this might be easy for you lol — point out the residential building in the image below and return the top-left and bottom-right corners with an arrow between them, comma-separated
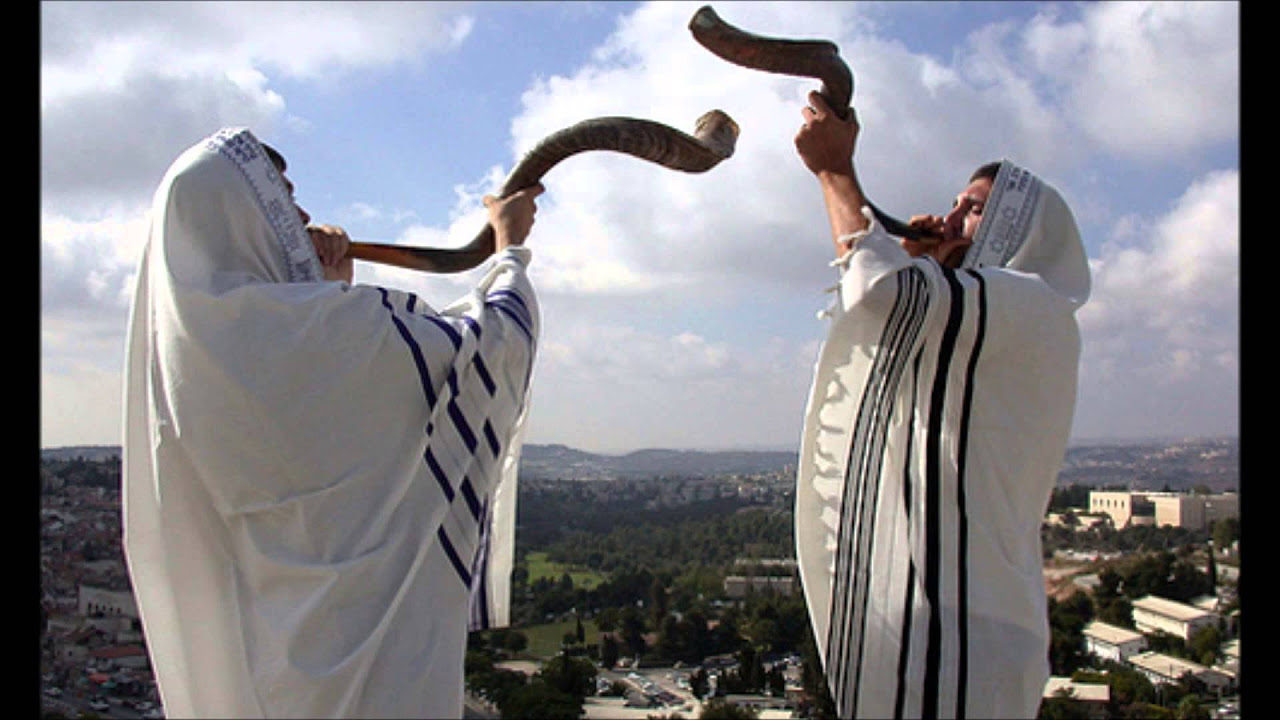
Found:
1082,620 -> 1148,663
1131,595 -> 1219,643
1043,677 -> 1110,719
1128,651 -> 1233,693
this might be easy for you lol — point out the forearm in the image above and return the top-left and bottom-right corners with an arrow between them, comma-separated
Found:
816,170 -> 871,256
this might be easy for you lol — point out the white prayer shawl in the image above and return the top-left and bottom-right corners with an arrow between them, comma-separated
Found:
796,162 -> 1090,719
122,128 -> 537,718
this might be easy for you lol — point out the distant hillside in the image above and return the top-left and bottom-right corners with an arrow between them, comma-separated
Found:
518,444 -> 796,480
42,437 -> 1238,490
40,446 -> 122,462
1058,437 -> 1238,492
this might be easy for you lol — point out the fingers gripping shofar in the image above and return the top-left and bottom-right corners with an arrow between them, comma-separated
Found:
348,111 -> 740,273
688,5 -> 926,240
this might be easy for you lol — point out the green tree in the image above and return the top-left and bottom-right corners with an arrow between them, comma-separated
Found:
689,668 -> 710,700
540,654 -> 597,698
1188,625 -> 1222,666
1211,518 -> 1239,549
595,607 -> 619,633
618,605 -> 648,658
1048,592 -> 1094,675
1175,694 -> 1211,720
499,680 -> 582,720
1104,667 -> 1156,709
600,634 -> 620,670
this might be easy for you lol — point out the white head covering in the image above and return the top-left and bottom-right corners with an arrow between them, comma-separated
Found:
962,159 -> 1091,306
123,128 -> 537,718
796,163 -> 1088,718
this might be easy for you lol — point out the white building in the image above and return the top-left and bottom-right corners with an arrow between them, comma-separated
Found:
1043,677 -> 1110,719
78,584 -> 139,619
1082,620 -> 1148,663
1128,651 -> 1233,693
1088,491 -> 1238,530
1131,595 -> 1219,643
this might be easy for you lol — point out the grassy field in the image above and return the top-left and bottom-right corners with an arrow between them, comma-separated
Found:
518,616 -> 604,658
523,551 -> 606,590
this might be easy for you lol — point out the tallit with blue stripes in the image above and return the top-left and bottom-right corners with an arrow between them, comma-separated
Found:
795,161 -> 1090,719
123,128 -> 537,718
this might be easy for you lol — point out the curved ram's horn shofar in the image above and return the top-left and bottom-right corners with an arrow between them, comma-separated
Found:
689,5 -> 927,240
348,110 -> 740,273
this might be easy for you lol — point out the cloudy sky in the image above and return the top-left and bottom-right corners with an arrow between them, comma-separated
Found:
41,1 -> 1239,453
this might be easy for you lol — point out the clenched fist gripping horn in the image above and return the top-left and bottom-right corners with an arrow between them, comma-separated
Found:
347,112 -> 740,273
688,5 -> 926,240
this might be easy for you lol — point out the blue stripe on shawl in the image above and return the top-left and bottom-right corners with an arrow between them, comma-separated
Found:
437,526 -> 472,587
424,447 -> 454,502
474,355 -> 497,396
422,315 -> 463,352
459,477 -> 482,521
483,420 -> 501,458
378,288 -> 437,408
448,400 -> 478,454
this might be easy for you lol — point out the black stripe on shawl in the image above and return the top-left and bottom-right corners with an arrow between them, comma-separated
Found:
826,267 -> 929,718
952,270 -> 987,719
893,349 -> 925,719
920,266 -> 985,719
845,270 -> 930,714
921,265 -> 965,719
827,274 -> 911,710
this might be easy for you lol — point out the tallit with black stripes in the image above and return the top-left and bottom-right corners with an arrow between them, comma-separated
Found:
123,128 -> 537,718
796,161 -> 1090,718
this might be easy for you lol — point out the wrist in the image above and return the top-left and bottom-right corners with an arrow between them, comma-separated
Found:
814,165 -> 856,184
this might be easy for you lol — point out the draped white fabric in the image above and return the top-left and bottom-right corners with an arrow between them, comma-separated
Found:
796,161 -> 1089,719
122,128 -> 537,718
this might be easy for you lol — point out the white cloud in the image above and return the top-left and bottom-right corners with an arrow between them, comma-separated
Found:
1022,1 -> 1239,160
525,308 -> 820,452
40,1 -> 478,216
1074,169 -> 1238,437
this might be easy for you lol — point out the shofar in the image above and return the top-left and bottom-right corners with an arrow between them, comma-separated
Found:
688,5 -> 927,240
348,110 -> 740,273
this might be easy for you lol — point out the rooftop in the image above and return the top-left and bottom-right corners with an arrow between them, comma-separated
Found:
1043,676 -> 1110,703
1082,620 -> 1145,645
1129,651 -> 1210,679
1132,595 -> 1215,622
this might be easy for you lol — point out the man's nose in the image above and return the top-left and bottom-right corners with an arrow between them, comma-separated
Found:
296,204 -> 311,226
941,207 -> 964,239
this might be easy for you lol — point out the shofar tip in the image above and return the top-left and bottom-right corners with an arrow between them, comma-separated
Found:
695,109 -> 739,160
689,5 -> 720,31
